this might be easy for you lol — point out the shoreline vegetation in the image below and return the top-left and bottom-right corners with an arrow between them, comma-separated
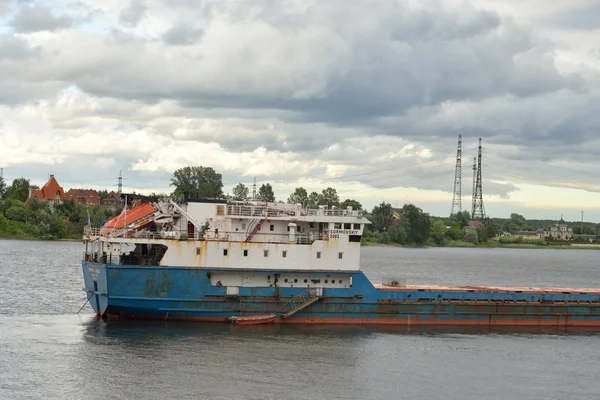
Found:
361,240 -> 600,250
2,167 -> 599,248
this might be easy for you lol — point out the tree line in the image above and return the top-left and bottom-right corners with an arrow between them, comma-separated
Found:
170,165 -> 363,209
0,176 -> 120,239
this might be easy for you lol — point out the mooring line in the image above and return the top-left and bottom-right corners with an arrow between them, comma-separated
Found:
77,292 -> 94,314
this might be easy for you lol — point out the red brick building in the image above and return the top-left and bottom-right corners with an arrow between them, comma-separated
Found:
103,191 -> 123,206
66,189 -> 101,207
27,175 -> 68,205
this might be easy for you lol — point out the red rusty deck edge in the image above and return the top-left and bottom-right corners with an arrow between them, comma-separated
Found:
104,314 -> 600,327
374,284 -> 600,295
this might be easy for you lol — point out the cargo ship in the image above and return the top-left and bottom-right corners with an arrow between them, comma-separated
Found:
82,199 -> 600,326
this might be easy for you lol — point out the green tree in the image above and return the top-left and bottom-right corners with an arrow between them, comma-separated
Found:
401,204 -> 431,245
506,213 -> 528,233
388,225 -> 408,244
98,190 -> 109,202
446,222 -> 466,241
306,191 -> 320,209
475,224 -> 489,243
5,205 -> 27,222
287,187 -> 309,207
232,183 -> 249,201
371,202 -> 393,232
0,175 -> 6,199
484,218 -> 499,239
430,219 -> 447,245
465,229 -> 478,244
340,199 -> 362,210
6,178 -> 33,202
257,183 -> 275,202
319,187 -> 339,207
170,166 -> 224,199
451,210 -> 470,228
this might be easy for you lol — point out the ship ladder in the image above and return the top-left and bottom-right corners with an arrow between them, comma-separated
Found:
280,288 -> 321,319
245,217 -> 267,241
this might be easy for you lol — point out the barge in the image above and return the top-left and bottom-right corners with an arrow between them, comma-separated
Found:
82,199 -> 600,326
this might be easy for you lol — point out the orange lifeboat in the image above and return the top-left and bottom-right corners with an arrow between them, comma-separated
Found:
228,314 -> 277,325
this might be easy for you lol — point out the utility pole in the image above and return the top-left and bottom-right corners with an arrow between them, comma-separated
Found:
118,170 -> 123,194
471,157 -> 477,219
581,210 -> 584,236
450,135 -> 462,216
472,138 -> 486,220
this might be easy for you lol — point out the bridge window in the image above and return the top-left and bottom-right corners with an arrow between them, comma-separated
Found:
196,247 -> 201,255
334,223 -> 341,229
282,250 -> 287,258
270,224 -> 274,231
243,250 -> 248,257
241,223 -> 246,230
223,249 -> 228,256
264,250 -> 269,257
338,252 -> 343,259
309,222 -> 314,228
344,223 -> 351,229
353,223 -> 361,230
316,251 -> 321,259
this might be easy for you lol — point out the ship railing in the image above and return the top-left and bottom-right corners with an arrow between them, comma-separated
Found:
83,252 -> 163,266
84,226 -> 204,241
226,204 -> 363,219
227,204 -> 297,218
305,209 -> 363,218
204,231 -> 329,244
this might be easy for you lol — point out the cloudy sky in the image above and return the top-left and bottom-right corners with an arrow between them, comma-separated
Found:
1,0 -> 600,221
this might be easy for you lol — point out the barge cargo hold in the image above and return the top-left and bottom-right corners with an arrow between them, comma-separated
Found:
82,200 -> 600,327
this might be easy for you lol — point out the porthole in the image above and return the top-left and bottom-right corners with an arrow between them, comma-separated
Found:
304,279 -> 308,283
339,280 -> 342,284
294,279 -> 298,283
324,279 -> 328,283
284,278 -> 288,283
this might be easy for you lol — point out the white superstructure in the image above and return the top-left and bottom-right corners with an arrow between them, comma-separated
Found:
85,200 -> 368,274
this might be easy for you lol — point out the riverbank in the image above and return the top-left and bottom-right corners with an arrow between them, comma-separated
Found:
361,240 -> 600,250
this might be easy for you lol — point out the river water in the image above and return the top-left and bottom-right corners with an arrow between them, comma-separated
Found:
1,240 -> 599,400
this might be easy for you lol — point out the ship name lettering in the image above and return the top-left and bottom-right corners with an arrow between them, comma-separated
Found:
329,229 -> 359,235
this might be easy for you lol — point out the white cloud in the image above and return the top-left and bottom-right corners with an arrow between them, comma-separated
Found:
1,0 -> 600,219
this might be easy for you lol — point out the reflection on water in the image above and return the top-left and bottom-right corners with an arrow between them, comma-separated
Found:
2,240 -> 600,400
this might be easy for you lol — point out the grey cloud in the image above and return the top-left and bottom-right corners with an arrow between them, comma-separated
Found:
119,0 -> 146,28
544,2 -> 600,30
162,25 -> 204,45
10,5 -> 73,32
0,34 -> 37,60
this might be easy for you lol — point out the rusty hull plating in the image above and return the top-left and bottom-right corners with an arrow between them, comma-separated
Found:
82,262 -> 600,327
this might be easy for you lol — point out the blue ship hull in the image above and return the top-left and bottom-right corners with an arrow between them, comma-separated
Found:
82,262 -> 600,326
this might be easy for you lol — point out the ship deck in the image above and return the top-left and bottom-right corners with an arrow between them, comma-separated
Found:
374,284 -> 600,295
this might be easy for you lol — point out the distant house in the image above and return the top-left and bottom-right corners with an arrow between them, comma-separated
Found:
66,189 -> 100,208
544,218 -> 573,241
513,229 -> 545,240
467,220 -> 483,229
27,175 -> 67,206
391,208 -> 402,226
103,191 -> 124,206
